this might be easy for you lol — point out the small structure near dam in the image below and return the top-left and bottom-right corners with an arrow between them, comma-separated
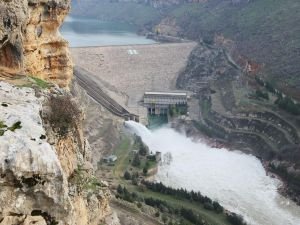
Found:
143,91 -> 187,115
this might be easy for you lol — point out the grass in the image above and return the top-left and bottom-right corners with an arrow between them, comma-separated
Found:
126,184 -> 231,225
113,137 -> 132,178
29,76 -> 50,89
111,134 -> 230,225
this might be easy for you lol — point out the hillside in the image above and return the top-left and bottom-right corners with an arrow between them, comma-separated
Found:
170,0 -> 300,99
70,0 -> 161,27
71,0 -> 300,99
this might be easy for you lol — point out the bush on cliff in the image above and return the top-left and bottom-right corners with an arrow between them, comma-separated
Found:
48,95 -> 81,137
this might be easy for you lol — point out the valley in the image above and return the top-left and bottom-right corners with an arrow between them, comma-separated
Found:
0,0 -> 299,225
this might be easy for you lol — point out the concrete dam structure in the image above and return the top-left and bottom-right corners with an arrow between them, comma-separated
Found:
143,91 -> 187,115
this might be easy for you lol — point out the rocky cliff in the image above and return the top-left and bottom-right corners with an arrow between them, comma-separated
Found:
0,0 -> 72,88
0,0 -> 112,224
0,82 -> 111,225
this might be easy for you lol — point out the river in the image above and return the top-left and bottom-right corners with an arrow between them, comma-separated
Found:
125,121 -> 300,225
60,17 -> 156,47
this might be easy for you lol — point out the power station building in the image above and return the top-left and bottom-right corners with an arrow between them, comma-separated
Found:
143,91 -> 187,115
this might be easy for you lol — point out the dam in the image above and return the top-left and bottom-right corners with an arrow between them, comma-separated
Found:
71,42 -> 197,123
143,91 -> 187,115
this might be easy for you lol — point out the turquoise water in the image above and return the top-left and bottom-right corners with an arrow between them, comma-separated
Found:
60,17 -> 156,47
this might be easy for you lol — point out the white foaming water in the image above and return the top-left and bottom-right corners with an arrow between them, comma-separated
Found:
125,121 -> 300,225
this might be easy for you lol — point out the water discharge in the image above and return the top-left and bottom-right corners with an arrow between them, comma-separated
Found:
125,121 -> 300,225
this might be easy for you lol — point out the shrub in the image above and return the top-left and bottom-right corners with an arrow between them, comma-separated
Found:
275,96 -> 300,115
48,95 -> 81,137
124,171 -> 131,180
255,90 -> 269,100
143,167 -> 148,175
132,154 -> 141,167
226,213 -> 247,225
203,202 -> 214,210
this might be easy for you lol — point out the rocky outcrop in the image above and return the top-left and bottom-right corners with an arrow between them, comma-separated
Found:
0,82 -> 111,224
0,0 -> 72,88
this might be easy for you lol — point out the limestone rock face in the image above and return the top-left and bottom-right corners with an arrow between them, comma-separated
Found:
0,82 -> 111,224
0,82 -> 71,224
0,0 -> 72,87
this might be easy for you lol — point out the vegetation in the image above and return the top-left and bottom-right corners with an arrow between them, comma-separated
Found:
48,95 -> 81,137
142,181 -> 224,215
29,76 -> 50,89
0,121 -> 7,136
8,121 -> 22,132
254,90 -> 269,100
135,135 -> 149,156
132,153 -> 141,167
0,121 -> 22,136
275,96 -> 300,115
70,165 -> 103,192
21,76 -> 50,89
116,184 -> 246,225
171,0 -> 300,96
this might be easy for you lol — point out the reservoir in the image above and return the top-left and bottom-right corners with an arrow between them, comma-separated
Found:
125,121 -> 300,225
60,17 -> 156,47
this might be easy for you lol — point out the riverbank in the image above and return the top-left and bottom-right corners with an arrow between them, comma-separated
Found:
100,128 -> 245,225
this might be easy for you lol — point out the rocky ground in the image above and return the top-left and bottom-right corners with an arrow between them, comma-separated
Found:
0,80 -> 112,225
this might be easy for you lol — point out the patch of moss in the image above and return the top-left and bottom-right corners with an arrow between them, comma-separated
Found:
29,76 -> 50,89
0,121 -> 7,136
8,121 -> 22,132
0,121 -> 7,129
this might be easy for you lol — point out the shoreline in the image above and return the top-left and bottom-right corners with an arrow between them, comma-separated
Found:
69,40 -> 195,49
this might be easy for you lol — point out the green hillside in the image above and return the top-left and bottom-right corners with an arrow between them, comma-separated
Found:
171,0 -> 300,99
70,0 -> 161,27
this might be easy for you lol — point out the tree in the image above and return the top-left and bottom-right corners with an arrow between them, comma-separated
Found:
213,201 -> 223,213
132,154 -> 141,167
117,184 -> 123,194
139,144 -> 149,156
124,171 -> 131,180
143,167 -> 148,175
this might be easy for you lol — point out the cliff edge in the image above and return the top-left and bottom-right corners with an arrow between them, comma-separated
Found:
0,0 -> 72,88
0,0 -> 112,224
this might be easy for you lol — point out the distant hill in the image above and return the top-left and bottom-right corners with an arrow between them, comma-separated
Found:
70,0 -> 161,26
169,0 -> 300,99
70,0 -> 300,99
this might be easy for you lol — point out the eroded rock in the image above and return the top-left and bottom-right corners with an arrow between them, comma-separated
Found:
0,0 -> 72,88
0,82 -> 111,224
